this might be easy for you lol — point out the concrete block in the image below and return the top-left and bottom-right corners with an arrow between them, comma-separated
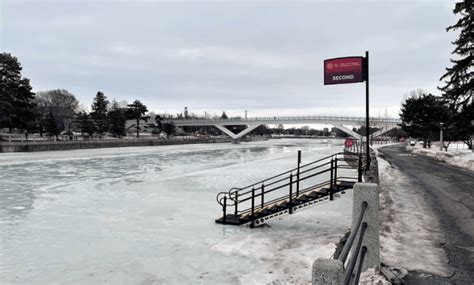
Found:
312,258 -> 344,285
352,182 -> 380,272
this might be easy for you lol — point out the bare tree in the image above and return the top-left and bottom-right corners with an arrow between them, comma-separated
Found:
35,89 -> 80,136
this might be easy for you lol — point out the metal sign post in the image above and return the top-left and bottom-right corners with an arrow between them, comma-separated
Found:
324,51 -> 370,170
365,51 -> 370,170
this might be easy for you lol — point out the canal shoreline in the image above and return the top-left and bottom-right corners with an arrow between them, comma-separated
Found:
0,136 -> 345,153
0,137 -> 238,153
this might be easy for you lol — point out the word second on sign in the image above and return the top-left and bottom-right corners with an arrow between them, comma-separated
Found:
324,56 -> 366,85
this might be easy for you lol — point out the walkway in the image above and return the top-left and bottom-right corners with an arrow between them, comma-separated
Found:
378,144 -> 474,284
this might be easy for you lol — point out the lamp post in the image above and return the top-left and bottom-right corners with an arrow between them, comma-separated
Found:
439,122 -> 444,151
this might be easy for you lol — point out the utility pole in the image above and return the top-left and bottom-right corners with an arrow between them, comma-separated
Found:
245,110 -> 247,120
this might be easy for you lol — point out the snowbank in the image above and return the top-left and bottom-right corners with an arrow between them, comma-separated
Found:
407,142 -> 474,171
359,268 -> 391,285
376,154 -> 451,277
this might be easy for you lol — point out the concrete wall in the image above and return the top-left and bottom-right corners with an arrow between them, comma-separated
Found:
312,149 -> 381,284
364,148 -> 380,184
352,183 -> 380,272
312,182 -> 380,284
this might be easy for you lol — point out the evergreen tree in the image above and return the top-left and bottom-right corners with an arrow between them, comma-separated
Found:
91,91 -> 109,136
162,122 -> 176,138
400,92 -> 452,148
0,53 -> 36,131
439,0 -> 473,108
45,111 -> 61,138
439,0 -> 473,149
221,111 -> 228,119
76,111 -> 96,138
451,103 -> 474,149
154,115 -> 163,132
108,102 -> 127,137
126,100 -> 149,138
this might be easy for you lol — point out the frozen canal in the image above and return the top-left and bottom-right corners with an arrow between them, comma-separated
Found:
0,139 -> 353,284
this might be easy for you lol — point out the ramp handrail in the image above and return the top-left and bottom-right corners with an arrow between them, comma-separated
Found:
217,151 -> 363,226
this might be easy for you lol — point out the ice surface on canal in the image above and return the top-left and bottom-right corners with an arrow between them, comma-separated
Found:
0,139 -> 353,284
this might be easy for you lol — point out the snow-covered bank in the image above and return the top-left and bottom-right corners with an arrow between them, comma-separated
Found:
407,142 -> 474,171
213,192 -> 353,284
375,152 -> 450,278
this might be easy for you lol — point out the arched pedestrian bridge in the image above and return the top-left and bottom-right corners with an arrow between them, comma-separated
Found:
165,116 -> 401,141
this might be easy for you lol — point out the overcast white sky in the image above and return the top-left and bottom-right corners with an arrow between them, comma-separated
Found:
1,0 -> 457,118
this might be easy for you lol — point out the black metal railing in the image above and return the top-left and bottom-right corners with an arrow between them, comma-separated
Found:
339,201 -> 369,285
216,151 -> 363,226
344,137 -> 394,154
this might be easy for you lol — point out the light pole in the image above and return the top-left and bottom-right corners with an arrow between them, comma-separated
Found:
439,122 -> 444,151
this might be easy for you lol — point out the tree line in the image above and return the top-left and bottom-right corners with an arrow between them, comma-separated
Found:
0,52 -> 178,139
0,50 -> 395,142
400,0 -> 473,150
0,54 -> 352,141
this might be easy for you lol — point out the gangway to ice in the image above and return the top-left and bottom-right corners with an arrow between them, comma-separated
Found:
215,151 -> 363,227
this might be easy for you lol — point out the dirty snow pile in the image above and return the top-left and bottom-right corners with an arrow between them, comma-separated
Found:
359,268 -> 391,285
407,142 -> 474,171
375,153 -> 451,278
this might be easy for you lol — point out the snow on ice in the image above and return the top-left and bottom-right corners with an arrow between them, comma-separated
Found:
0,139 -> 354,284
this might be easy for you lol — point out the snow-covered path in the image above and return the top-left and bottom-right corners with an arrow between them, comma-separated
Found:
377,144 -> 474,283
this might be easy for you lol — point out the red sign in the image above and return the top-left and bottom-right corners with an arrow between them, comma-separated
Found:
344,138 -> 354,148
324,57 -> 365,85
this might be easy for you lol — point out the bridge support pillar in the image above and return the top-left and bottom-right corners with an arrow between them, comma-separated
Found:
333,124 -> 362,140
215,124 -> 261,141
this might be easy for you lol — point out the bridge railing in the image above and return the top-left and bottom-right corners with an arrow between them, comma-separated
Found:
165,116 -> 401,124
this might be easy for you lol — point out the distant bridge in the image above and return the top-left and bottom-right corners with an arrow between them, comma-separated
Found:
165,116 -> 401,141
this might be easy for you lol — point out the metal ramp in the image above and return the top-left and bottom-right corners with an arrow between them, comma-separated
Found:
215,152 -> 362,227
